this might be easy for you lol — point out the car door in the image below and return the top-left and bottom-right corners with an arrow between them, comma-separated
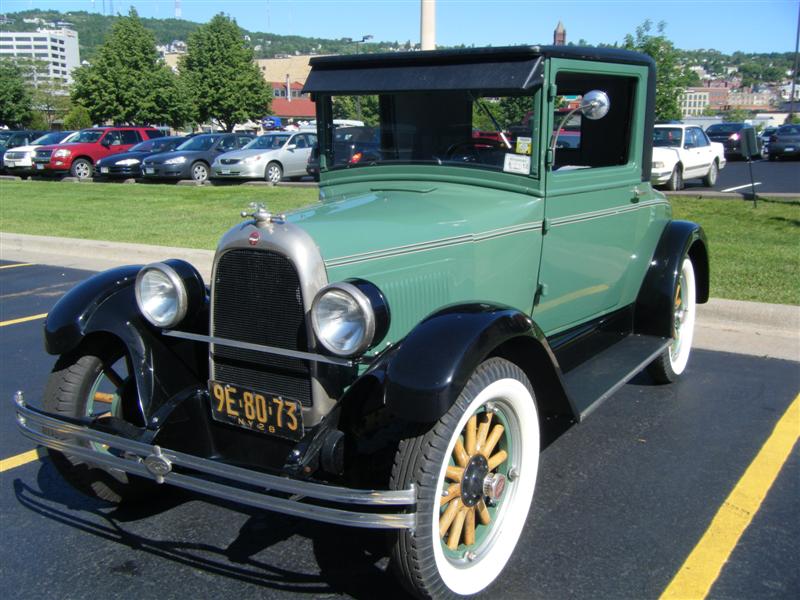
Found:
118,130 -> 141,152
283,134 -> 312,176
689,127 -> 715,177
535,59 -> 657,335
680,128 -> 704,178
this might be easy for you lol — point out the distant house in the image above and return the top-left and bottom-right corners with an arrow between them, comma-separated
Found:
270,81 -> 316,121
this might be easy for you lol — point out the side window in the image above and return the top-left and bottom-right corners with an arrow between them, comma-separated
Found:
120,130 -> 140,145
692,128 -> 709,147
307,134 -> 318,147
294,135 -> 308,149
552,72 -> 636,170
105,130 -> 122,146
218,136 -> 237,151
237,136 -> 253,148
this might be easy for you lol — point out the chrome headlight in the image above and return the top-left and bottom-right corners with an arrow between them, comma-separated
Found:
135,260 -> 205,328
116,158 -> 140,166
242,154 -> 263,164
311,280 -> 390,357
164,156 -> 187,165
53,148 -> 71,158
652,161 -> 665,169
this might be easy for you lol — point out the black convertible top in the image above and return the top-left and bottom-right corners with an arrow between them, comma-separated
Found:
303,45 -> 654,94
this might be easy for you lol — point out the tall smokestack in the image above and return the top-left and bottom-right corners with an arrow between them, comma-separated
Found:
175,0 -> 182,19
420,0 -> 435,50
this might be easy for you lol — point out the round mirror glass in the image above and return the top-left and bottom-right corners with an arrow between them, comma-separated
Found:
581,90 -> 610,120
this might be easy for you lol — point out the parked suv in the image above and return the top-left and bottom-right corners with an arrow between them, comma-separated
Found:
33,126 -> 163,179
16,45 -> 709,600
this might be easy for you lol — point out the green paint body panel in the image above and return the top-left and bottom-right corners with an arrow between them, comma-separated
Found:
284,55 -> 671,349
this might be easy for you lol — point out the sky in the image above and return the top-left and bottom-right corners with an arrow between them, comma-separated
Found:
2,0 -> 799,54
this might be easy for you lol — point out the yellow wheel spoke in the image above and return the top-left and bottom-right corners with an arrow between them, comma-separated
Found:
446,465 -> 463,481
453,438 -> 469,467
477,499 -> 491,525
465,415 -> 478,455
447,507 -> 468,550
439,498 -> 461,537
464,506 -> 476,546
482,424 -> 505,458
476,411 -> 493,451
487,449 -> 508,471
440,483 -> 460,506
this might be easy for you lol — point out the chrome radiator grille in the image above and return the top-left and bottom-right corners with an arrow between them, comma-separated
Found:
211,248 -> 312,406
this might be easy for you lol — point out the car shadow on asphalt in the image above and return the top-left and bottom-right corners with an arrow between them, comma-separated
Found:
13,460 -> 413,599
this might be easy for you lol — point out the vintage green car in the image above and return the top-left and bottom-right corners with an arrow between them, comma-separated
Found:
16,45 -> 708,599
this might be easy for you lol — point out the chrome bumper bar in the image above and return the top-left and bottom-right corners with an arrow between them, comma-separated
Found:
13,392 -> 416,530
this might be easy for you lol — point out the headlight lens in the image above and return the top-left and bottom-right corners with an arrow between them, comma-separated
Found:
116,158 -> 140,166
135,263 -> 188,328
243,154 -> 263,164
652,161 -> 665,169
311,283 -> 377,356
53,148 -> 71,158
164,156 -> 187,165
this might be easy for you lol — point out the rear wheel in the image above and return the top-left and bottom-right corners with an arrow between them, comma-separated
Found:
648,258 -> 697,383
390,358 -> 540,598
43,338 -> 157,503
70,158 -> 93,180
702,160 -> 718,187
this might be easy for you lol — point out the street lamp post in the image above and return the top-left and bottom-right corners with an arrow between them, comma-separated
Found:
344,35 -> 373,120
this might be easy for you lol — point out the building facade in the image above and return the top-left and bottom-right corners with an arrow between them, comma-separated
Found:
0,28 -> 80,84
680,88 -> 711,117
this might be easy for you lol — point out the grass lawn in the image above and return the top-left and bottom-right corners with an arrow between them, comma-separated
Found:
1,180 -> 798,304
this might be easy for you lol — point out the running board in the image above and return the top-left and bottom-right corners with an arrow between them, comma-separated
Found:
562,334 -> 670,421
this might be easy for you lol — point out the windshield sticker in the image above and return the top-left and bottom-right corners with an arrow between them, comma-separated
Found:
503,153 -> 531,175
515,137 -> 532,155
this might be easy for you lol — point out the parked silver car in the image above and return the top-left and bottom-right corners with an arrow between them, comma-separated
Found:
210,132 -> 317,182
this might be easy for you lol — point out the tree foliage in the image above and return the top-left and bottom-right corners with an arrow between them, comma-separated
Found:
332,95 -> 379,126
71,8 -> 192,128
623,20 -> 687,121
63,104 -> 93,130
181,14 -> 271,132
0,60 -> 33,127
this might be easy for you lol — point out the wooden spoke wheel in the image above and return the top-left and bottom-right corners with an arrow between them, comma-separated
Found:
390,358 -> 540,598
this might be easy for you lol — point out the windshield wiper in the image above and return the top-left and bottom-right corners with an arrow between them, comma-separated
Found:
470,93 -> 512,150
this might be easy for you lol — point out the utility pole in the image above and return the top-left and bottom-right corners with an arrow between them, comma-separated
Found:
421,0 -> 435,50
789,1 -> 799,121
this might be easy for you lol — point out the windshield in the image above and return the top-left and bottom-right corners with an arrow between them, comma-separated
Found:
70,130 -> 105,143
129,140 -> 158,153
32,131 -> 71,146
246,134 -> 291,150
653,128 -> 683,148
177,135 -> 219,151
707,124 -> 744,134
0,132 -> 13,147
322,92 -> 536,176
777,125 -> 800,136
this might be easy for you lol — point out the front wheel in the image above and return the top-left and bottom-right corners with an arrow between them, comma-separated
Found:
265,161 -> 283,183
43,338 -> 158,503
648,257 -> 697,383
70,158 -> 93,180
190,161 -> 209,182
702,160 -> 718,187
390,357 -> 540,598
665,165 -> 683,191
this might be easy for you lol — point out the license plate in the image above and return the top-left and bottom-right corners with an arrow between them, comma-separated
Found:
209,380 -> 304,441
145,167 -> 155,174
221,169 -> 230,175
36,164 -> 44,170
5,160 -> 15,167
100,167 -> 109,173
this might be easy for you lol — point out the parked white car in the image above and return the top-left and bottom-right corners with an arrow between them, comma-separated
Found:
651,124 -> 726,190
210,132 -> 317,183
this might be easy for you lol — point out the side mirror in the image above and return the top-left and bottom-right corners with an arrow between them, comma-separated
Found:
286,144 -> 297,150
580,90 -> 611,120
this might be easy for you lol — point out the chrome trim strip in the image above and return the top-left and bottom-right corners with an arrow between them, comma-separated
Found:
325,220 -> 544,267
164,330 -> 353,367
550,200 -> 669,228
14,396 -> 416,529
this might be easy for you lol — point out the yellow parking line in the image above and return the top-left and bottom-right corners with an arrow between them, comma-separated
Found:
0,262 -> 34,270
0,448 -> 45,472
0,313 -> 48,327
660,393 -> 800,600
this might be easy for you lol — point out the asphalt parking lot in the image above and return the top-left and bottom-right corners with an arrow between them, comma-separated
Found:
1,261 -> 798,599
681,158 -> 799,195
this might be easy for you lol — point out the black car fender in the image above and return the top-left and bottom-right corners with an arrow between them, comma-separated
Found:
44,264 -> 209,421
347,303 -> 572,424
635,220 -> 709,338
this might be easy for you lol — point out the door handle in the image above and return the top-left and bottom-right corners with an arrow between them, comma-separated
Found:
631,186 -> 641,203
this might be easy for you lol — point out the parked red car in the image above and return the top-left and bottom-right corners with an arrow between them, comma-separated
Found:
33,127 -> 164,179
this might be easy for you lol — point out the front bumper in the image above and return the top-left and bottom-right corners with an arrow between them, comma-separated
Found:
13,392 -> 416,529
769,143 -> 800,157
141,165 -> 189,179
211,162 -> 265,179
650,168 -> 673,184
97,165 -> 142,178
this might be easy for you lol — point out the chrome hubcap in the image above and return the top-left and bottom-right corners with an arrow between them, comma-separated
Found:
670,276 -> 687,360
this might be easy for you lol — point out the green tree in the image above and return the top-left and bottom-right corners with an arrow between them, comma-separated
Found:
332,95 -> 379,126
0,60 -> 33,127
72,8 -> 191,128
63,104 -> 93,130
181,14 -> 271,132
623,20 -> 685,121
